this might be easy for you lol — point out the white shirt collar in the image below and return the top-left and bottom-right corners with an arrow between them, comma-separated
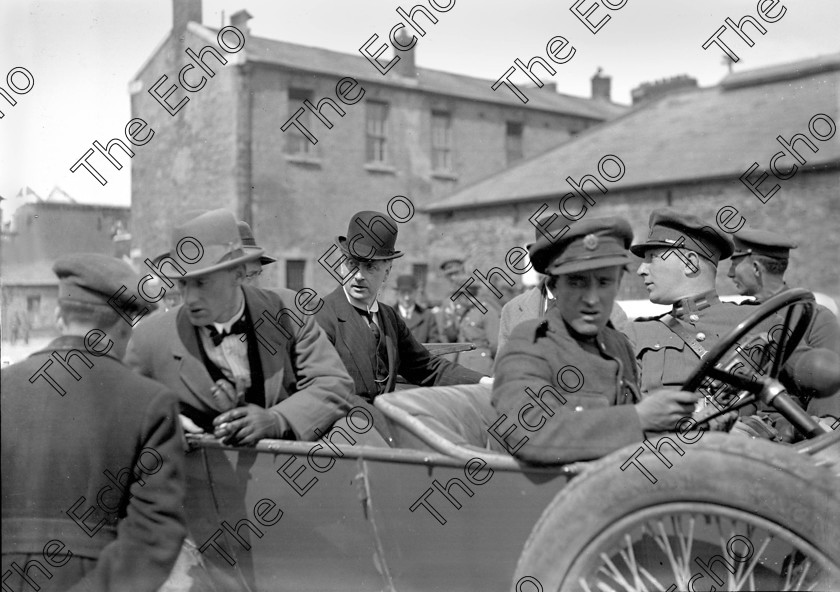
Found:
342,285 -> 379,314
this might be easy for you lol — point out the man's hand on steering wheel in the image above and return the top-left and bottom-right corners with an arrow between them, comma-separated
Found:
636,390 -> 702,432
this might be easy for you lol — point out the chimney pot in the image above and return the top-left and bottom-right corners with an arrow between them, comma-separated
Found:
230,9 -> 253,35
392,29 -> 417,79
173,0 -> 202,31
591,68 -> 611,102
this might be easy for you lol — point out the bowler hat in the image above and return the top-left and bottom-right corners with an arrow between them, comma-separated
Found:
529,217 -> 633,275
237,221 -> 277,266
170,209 -> 264,278
630,208 -> 734,264
396,274 -> 418,291
337,211 -> 404,261
54,253 -> 156,315
732,228 -> 797,260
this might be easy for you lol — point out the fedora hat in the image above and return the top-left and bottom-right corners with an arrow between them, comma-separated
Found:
237,221 -> 277,266
170,209 -> 264,278
336,211 -> 404,261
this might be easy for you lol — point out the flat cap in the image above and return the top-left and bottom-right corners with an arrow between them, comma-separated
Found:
732,228 -> 797,260
630,208 -> 734,264
53,253 -> 155,315
529,216 -> 634,275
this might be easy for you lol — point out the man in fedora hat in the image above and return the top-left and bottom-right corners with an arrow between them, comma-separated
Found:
2,254 -> 185,591
238,220 -> 277,287
496,215 -> 629,356
316,211 -> 490,404
125,209 -> 355,445
395,274 -> 442,343
492,217 -> 702,464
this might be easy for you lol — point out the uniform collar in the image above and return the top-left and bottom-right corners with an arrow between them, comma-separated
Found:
671,289 -> 720,319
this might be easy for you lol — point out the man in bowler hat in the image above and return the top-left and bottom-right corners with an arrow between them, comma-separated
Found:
316,211 -> 491,404
395,274 -> 442,343
125,209 -> 355,444
1,254 -> 185,591
492,217 -> 702,464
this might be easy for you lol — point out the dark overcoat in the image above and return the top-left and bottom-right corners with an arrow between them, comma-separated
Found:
492,318 -> 643,464
316,286 -> 484,401
1,336 -> 185,592
125,285 -> 356,440
401,303 -> 442,343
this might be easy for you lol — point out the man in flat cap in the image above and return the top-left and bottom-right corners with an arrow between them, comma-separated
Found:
492,217 -> 701,464
1,254 -> 185,591
125,209 -> 355,444
395,274 -> 442,343
728,228 -> 840,417
497,214 -> 629,356
316,211 -> 490,407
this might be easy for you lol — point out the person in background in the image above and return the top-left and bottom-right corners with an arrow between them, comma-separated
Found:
728,227 -> 840,418
315,211 -> 491,407
395,274 -> 442,343
2,254 -> 185,591
436,258 -> 472,343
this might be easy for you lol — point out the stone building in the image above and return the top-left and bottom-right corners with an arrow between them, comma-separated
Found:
1,194 -> 131,340
128,0 -> 625,299
424,54 -> 840,303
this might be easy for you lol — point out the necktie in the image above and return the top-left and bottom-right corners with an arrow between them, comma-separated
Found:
366,312 -> 381,342
207,315 -> 248,347
364,312 -> 389,393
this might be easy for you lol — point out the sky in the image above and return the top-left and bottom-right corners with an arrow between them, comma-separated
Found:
1,0 -> 838,217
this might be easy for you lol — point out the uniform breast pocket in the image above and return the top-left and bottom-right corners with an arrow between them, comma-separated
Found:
637,335 -> 689,393
562,391 -> 611,413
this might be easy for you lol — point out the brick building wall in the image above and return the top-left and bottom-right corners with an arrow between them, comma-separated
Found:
427,168 -> 840,304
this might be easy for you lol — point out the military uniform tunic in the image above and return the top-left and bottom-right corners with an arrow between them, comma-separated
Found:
492,317 -> 643,465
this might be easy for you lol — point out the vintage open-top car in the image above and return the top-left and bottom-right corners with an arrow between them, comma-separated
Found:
177,290 -> 840,591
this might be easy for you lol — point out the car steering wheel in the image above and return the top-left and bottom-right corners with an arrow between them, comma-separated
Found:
681,288 -> 821,438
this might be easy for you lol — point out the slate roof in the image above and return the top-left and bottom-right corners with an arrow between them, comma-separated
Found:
426,53 -> 840,213
190,24 -> 626,121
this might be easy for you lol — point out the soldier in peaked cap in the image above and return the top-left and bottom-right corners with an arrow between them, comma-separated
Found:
1,254 -> 186,591
437,257 -> 470,342
728,228 -> 840,417
125,209 -> 355,444
491,217 -> 703,465
496,214 -> 630,356
316,211 -> 489,408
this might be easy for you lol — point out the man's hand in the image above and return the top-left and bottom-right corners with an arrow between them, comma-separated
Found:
210,378 -> 247,410
212,404 -> 282,446
636,390 -> 702,432
180,414 -> 204,434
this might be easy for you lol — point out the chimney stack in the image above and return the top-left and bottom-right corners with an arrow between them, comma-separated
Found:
392,29 -> 417,79
173,0 -> 202,31
230,9 -> 253,36
591,68 -> 611,102
631,74 -> 698,105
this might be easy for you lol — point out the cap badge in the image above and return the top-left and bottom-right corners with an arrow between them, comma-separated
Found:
583,234 -> 599,251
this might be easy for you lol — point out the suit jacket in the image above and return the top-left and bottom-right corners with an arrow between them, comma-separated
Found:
125,285 -> 356,441
492,317 -> 643,464
400,303 -> 442,343
1,336 -> 185,592
316,286 -> 484,401
497,281 -> 630,356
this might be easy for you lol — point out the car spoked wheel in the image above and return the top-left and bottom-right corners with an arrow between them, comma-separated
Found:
566,504 -> 838,591
513,433 -> 840,592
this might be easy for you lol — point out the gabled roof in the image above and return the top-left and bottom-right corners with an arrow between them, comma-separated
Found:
188,23 -> 626,121
426,53 -> 840,213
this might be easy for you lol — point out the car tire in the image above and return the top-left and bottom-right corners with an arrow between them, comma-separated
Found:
513,432 -> 840,592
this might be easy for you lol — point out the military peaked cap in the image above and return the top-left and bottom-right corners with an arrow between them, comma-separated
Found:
732,228 -> 798,260
529,216 -> 634,275
630,208 -> 734,264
